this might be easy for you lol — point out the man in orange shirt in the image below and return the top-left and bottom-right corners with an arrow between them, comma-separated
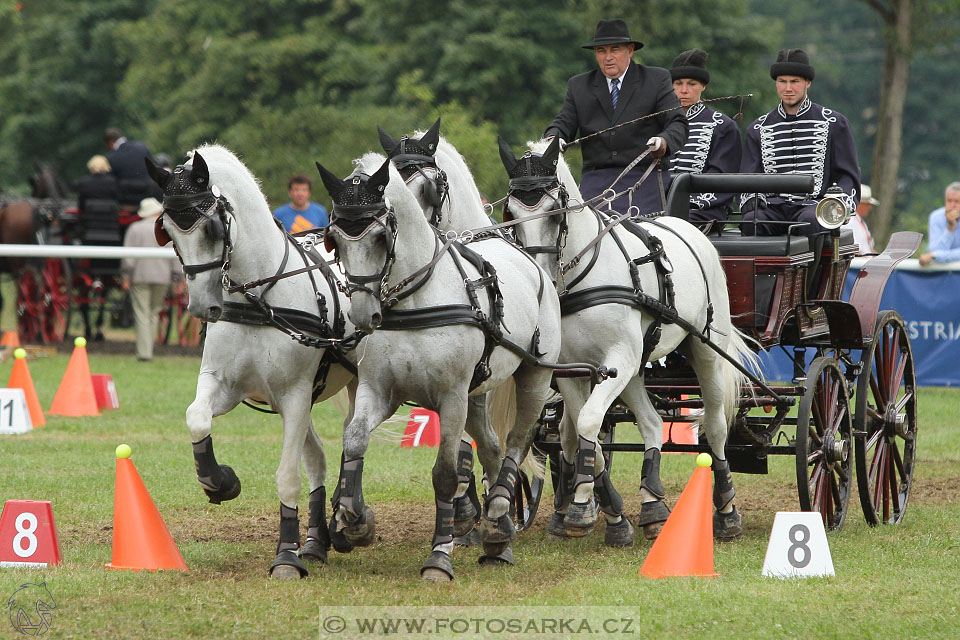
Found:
272,174 -> 329,233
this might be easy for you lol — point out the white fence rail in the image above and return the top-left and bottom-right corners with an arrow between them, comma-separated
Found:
0,244 -> 176,259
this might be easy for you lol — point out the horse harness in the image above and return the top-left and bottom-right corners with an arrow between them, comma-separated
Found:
158,183 -> 356,402
389,135 -> 449,228
328,196 -> 553,392
507,174 -> 715,367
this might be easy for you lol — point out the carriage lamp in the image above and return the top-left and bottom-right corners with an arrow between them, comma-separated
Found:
814,184 -> 851,230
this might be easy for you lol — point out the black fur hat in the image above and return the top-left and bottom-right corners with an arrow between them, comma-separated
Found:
770,48 -> 815,81
671,49 -> 709,84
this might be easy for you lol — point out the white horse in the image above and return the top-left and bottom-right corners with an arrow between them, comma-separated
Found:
315,156 -> 561,580
499,137 -> 758,541
372,122 -> 633,546
146,145 -> 356,579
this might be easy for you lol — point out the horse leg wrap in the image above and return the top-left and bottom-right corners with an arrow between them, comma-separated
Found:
277,504 -> 300,553
593,465 -> 624,517
553,454 -> 575,512
640,448 -> 666,500
192,436 -> 241,504
484,456 -> 519,514
432,498 -> 455,550
300,487 -> 330,564
453,441 -> 479,533
712,458 -> 736,512
332,456 -> 376,547
573,435 -> 597,492
332,456 -> 366,519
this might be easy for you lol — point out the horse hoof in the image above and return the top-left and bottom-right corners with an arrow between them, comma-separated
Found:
342,506 -> 377,547
637,500 -> 671,540
202,465 -> 241,505
713,506 -> 742,541
453,494 -> 478,536
328,515 -> 354,554
479,546 -> 515,568
545,511 -> 570,539
269,550 -> 308,579
420,551 -> 454,582
477,513 -> 516,548
604,517 -> 635,547
563,499 -> 598,536
299,537 -> 329,564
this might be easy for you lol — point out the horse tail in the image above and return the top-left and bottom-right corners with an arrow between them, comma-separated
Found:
722,326 -> 762,428
488,378 -> 545,479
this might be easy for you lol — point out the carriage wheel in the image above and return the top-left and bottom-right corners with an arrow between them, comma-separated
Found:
15,266 -> 43,344
854,311 -> 917,526
795,356 -> 853,531
38,258 -> 70,344
176,306 -> 202,347
156,286 -> 174,345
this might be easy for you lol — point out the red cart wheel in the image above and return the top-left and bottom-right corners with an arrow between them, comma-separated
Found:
795,356 -> 853,531
855,311 -> 917,525
38,258 -> 70,344
15,266 -> 43,344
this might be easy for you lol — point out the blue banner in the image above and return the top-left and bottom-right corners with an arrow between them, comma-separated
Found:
759,264 -> 960,386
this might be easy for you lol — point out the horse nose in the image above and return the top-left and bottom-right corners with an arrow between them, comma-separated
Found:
370,312 -> 382,329
207,305 -> 222,322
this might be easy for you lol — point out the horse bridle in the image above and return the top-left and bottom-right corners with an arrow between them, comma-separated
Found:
391,144 -> 449,227
158,185 -> 235,283
505,172 -> 569,259
326,199 -> 399,299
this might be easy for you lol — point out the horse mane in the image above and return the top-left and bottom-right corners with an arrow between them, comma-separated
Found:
355,151 -> 387,176
355,151 -> 430,225
190,144 -> 270,216
528,138 -> 584,204
435,137 -> 488,221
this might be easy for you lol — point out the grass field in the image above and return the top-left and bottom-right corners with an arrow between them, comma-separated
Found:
0,349 -> 958,639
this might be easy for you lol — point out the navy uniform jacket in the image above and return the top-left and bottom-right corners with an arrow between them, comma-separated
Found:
545,63 -> 688,173
739,98 -> 860,212
668,101 -> 741,212
107,139 -> 158,207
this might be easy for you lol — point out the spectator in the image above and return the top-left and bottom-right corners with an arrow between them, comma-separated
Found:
122,197 -> 179,361
75,155 -> 118,214
919,182 -> 960,265
104,127 -> 155,224
844,184 -> 877,254
272,174 -> 329,233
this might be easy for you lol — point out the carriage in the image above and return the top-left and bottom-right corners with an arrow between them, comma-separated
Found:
518,171 -> 920,533
1,165 -> 197,346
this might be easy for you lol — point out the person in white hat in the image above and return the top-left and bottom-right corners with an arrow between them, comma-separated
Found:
122,197 -> 180,361
844,183 -> 877,254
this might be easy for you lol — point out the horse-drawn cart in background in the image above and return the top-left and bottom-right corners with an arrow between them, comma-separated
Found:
520,173 -> 920,533
1,165 -> 196,346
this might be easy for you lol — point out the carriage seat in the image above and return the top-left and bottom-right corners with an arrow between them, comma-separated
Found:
708,227 -> 855,257
80,198 -> 123,246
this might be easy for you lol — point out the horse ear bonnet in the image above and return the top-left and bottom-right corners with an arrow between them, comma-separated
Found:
145,156 -> 172,189
498,137 -> 518,174
378,126 -> 400,155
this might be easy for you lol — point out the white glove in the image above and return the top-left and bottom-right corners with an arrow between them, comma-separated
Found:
646,136 -> 664,151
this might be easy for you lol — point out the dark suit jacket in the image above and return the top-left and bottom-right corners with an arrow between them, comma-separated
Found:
106,140 -> 156,207
74,173 -> 118,213
545,63 -> 688,173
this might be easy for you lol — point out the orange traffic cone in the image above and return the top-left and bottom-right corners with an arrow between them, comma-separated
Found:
640,453 -> 718,578
105,445 -> 187,572
7,348 -> 45,427
1,330 -> 21,348
48,337 -> 99,417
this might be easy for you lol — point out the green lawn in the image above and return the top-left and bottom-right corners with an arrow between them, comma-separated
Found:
0,351 -> 957,639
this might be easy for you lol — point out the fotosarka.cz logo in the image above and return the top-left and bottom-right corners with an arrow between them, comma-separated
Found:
7,581 -> 56,636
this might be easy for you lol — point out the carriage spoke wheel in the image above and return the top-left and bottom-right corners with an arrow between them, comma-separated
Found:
15,266 -> 43,344
855,311 -> 916,526
39,258 -> 70,344
795,356 -> 853,531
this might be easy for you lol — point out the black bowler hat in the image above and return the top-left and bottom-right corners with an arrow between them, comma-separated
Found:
671,49 -> 710,84
770,48 -> 815,81
581,19 -> 644,50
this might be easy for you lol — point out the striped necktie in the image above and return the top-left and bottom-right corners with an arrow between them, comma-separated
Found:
611,78 -> 620,109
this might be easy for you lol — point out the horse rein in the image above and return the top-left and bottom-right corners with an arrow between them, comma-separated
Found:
160,186 -> 234,280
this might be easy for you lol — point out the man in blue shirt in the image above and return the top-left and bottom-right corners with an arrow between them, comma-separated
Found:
919,182 -> 960,265
272,174 -> 329,233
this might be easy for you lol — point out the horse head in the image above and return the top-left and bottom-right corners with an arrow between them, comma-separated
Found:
146,152 -> 231,321
378,118 -> 447,227
316,158 -> 394,332
498,136 -> 567,279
